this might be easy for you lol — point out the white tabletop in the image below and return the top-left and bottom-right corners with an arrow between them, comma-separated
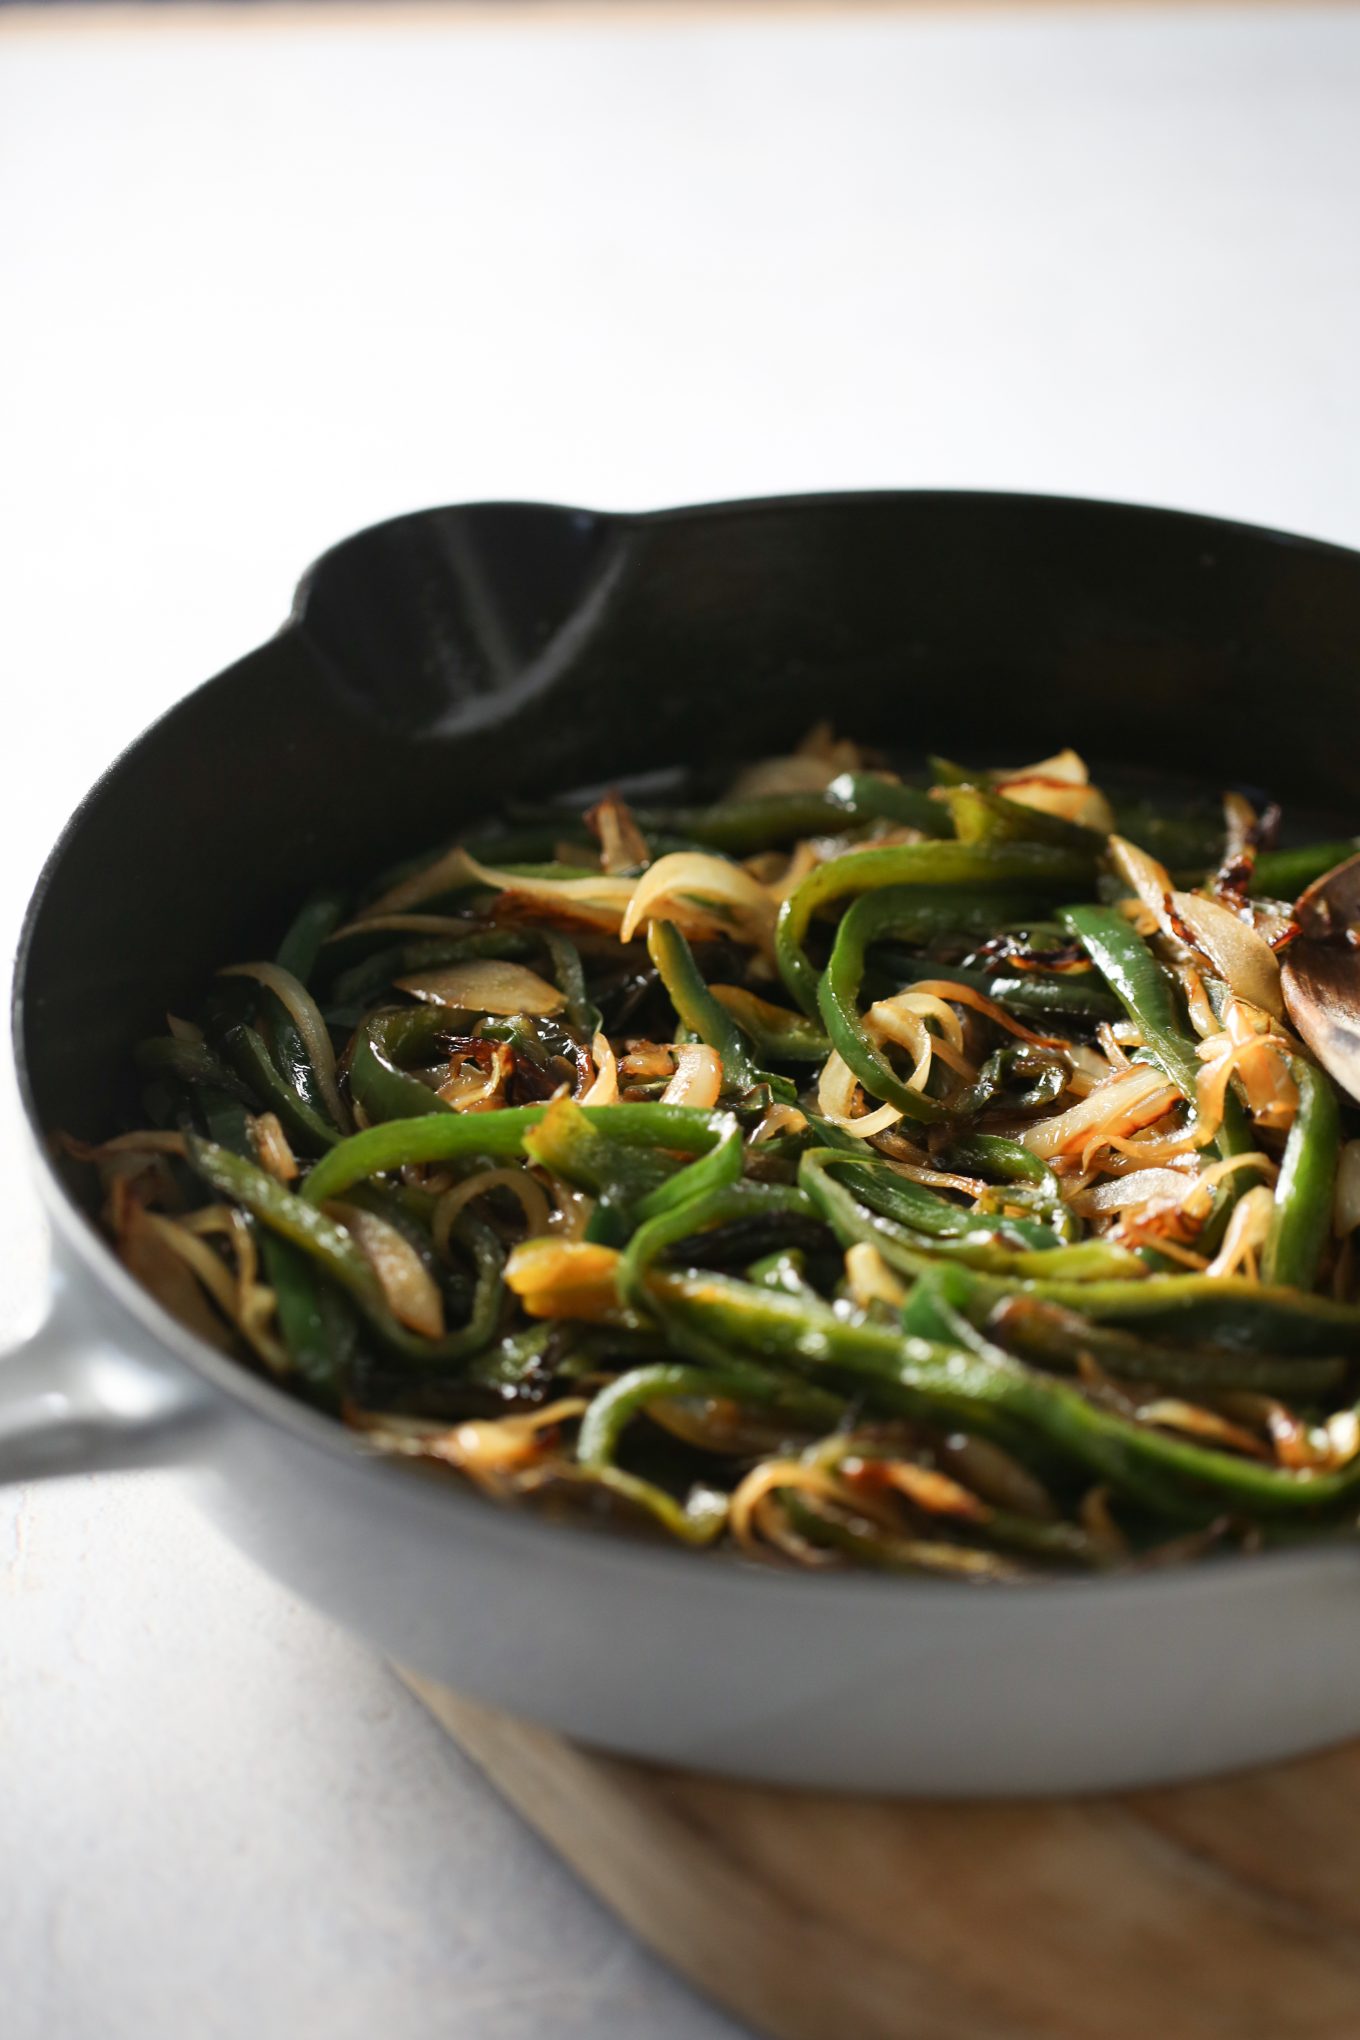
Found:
4,4 -> 1360,2034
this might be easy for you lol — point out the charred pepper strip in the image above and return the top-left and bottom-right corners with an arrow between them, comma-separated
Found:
301,1102 -> 728,1207
647,920 -> 760,1091
577,1359 -> 841,1470
778,840 -> 1095,1014
800,1149 -> 1145,1282
1262,1057 -> 1341,1291
816,885 -> 1057,1121
1058,903 -> 1257,1166
221,1023 -> 340,1153
988,1293 -> 1348,1397
657,1269 -> 1360,1521
798,1149 -> 1360,1351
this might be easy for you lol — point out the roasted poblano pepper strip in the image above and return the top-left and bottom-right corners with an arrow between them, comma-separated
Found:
349,1010 -> 455,1123
647,921 -> 760,1090
800,1149 -> 1146,1282
707,985 -> 831,1063
577,1359 -> 841,1469
186,1135 -> 385,1311
630,777 -> 949,853
943,784 -> 1103,852
779,840 -> 1096,1014
1252,841 -> 1360,900
136,1036 -> 257,1105
658,1268 -> 1360,1521
876,950 -> 1121,1025
275,890 -> 347,985
1262,1057 -> 1341,1291
816,885 -> 1057,1121
986,1293 -> 1349,1397
1059,903 -> 1257,1167
221,1023 -> 340,1153
945,1132 -> 1078,1242
301,1102 -> 727,1206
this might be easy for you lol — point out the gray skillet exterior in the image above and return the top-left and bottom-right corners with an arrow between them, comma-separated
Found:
10,491 -> 1360,1796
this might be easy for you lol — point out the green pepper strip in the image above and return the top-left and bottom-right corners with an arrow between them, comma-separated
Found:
221,1024 -> 340,1153
946,1132 -> 1078,1242
349,1010 -> 455,1123
523,1096 -> 681,1238
1252,841 -> 1360,900
647,920 -> 760,1090
1262,1057 -> 1341,1291
987,1294 -> 1348,1397
619,1179 -> 814,1317
877,950 -> 1121,1025
779,841 -> 1095,1015
800,1149 -> 1145,1281
1058,903 -> 1256,1163
577,1360 -> 841,1471
800,1147 -> 1360,1352
816,886 -> 1057,1121
186,1135 -> 384,1310
823,1150 -> 1060,1253
259,1234 -> 351,1402
541,931 -> 599,1036
136,1036 -> 257,1105
707,986 -> 831,1062
301,1101 -> 727,1206
634,1114 -> 744,1222
631,778 -> 950,854
275,890 -> 347,985
944,784 -> 1103,852
654,1268 -> 1360,1520
186,1135 -> 504,1365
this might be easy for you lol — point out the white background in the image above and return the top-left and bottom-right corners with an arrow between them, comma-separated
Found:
3,3 -> 1360,2034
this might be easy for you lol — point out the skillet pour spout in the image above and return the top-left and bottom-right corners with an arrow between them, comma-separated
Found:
10,490 -> 1360,1798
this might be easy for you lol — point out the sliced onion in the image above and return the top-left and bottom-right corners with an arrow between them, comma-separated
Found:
581,1031 -> 619,1106
1068,1168 -> 1193,1215
249,1111 -> 298,1184
749,1101 -> 809,1145
1334,1140 -> 1360,1238
432,1166 -> 552,1253
329,912 -> 480,941
396,958 -> 566,1016
897,978 -> 1061,1048
817,1048 -> 905,1137
843,1242 -> 909,1310
1020,1061 -> 1176,1161
619,851 -> 777,951
938,1434 -> 1056,1522
1205,1183 -> 1276,1280
1170,891 -> 1283,1017
329,1202 -> 446,1338
661,1042 -> 724,1110
220,960 -> 351,1132
1000,748 -> 1091,787
437,1042 -> 515,1112
1136,1397 -> 1272,1460
996,767 -> 1114,834
1107,835 -> 1176,931
586,794 -> 651,874
504,1238 -> 625,1321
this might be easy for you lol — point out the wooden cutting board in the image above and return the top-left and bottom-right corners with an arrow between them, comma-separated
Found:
400,1672 -> 1360,2040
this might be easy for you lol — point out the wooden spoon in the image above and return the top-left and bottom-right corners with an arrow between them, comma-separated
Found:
1280,852 -> 1360,1103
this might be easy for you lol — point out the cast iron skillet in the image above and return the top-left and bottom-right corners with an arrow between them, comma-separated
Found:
9,491 -> 1360,1796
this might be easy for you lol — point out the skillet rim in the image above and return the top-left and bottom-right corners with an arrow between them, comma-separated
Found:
14,485 -> 1360,1607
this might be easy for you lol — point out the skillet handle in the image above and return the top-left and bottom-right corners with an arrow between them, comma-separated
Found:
0,1253 -> 216,1484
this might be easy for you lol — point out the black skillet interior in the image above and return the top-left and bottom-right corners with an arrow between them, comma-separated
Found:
17,490 -> 1360,1147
